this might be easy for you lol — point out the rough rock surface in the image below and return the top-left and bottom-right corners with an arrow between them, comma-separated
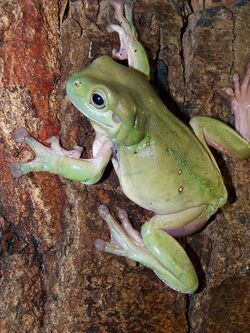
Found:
0,0 -> 249,332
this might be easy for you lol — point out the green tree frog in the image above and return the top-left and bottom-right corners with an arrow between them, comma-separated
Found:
11,0 -> 250,293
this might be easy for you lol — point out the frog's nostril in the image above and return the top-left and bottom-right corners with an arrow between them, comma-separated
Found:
74,80 -> 82,87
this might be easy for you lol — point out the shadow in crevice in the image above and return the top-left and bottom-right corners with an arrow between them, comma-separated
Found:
153,59 -> 190,124
209,147 -> 237,204
182,239 -> 207,293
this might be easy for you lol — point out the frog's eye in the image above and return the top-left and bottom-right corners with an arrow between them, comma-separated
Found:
91,92 -> 106,109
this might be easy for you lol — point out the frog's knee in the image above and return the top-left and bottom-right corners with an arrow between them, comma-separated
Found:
189,116 -> 205,129
141,220 -> 152,239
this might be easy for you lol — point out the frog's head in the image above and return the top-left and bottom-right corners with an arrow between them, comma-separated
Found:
66,56 -> 147,146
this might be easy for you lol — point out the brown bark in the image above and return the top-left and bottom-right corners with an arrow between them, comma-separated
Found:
0,0 -> 249,332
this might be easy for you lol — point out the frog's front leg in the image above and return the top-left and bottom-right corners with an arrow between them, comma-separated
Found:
94,205 -> 211,293
190,64 -> 250,160
109,0 -> 150,78
11,128 -> 112,184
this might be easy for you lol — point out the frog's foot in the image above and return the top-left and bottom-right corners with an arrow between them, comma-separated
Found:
95,205 -> 146,258
46,136 -> 83,158
95,205 -> 198,293
11,128 -> 63,178
225,63 -> 250,141
108,0 -> 136,61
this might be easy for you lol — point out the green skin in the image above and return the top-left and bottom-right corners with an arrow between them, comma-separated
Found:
11,0 -> 250,293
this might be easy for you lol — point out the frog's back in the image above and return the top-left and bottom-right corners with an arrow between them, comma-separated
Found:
117,103 -> 227,215
91,58 -> 228,214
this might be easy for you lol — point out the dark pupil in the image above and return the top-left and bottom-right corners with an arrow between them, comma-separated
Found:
93,93 -> 104,106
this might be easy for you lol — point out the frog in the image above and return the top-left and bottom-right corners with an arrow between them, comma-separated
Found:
11,0 -> 250,293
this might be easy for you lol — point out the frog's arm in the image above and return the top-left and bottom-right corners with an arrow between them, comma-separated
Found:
109,0 -> 150,78
190,65 -> 250,160
11,128 -> 112,184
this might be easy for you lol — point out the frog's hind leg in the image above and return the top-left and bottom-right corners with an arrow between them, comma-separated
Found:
226,64 -> 250,141
190,117 -> 250,160
95,204 -> 210,293
141,205 -> 211,293
190,64 -> 250,160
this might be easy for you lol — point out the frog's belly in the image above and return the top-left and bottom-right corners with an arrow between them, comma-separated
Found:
117,148 -> 227,215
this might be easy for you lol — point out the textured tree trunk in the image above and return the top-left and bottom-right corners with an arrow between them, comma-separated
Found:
0,0 -> 249,332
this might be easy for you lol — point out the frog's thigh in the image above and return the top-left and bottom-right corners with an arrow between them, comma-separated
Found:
148,204 -> 210,237
141,205 -> 208,293
190,116 -> 250,160
141,206 -> 210,264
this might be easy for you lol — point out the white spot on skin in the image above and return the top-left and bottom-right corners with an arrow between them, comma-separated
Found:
178,186 -> 184,193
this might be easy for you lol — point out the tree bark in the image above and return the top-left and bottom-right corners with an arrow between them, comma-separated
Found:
0,0 -> 249,332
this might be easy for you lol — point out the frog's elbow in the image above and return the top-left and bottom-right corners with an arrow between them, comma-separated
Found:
80,171 -> 103,185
